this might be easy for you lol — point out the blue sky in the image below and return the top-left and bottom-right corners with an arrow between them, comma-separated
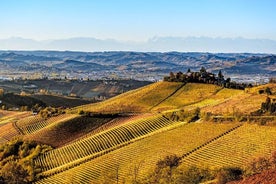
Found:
0,0 -> 276,41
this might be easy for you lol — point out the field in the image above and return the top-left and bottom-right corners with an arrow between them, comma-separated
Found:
74,82 -> 271,115
34,114 -> 178,177
35,122 -> 240,183
74,81 -> 184,113
34,122 -> 276,184
0,110 -> 30,125
0,81 -> 275,184
151,83 -> 222,111
179,123 -> 276,170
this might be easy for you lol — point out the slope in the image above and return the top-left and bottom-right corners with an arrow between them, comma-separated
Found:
25,114 -> 111,147
151,83 -> 223,111
72,82 -> 238,114
202,83 -> 276,115
179,123 -> 276,169
228,168 -> 276,184
35,122 -> 240,184
34,114 -> 179,178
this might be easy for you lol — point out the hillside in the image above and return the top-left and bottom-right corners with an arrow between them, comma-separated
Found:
34,122 -> 240,183
0,79 -> 151,100
0,93 -> 92,109
0,81 -> 276,184
228,168 -> 276,184
75,81 -> 185,113
26,115 -> 114,147
75,82 -> 276,115
31,94 -> 91,107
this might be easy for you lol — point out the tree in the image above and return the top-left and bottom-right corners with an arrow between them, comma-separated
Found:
152,155 -> 181,183
169,72 -> 175,81
0,139 -> 52,183
200,67 -> 206,73
265,87 -> 272,95
129,161 -> 144,184
1,162 -> 29,184
175,165 -> 212,184
218,70 -> 224,79
0,88 -> 4,97
176,72 -> 183,80
261,97 -> 271,112
187,68 -> 191,73
216,167 -> 243,184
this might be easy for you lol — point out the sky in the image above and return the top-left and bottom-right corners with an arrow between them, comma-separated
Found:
0,0 -> 276,42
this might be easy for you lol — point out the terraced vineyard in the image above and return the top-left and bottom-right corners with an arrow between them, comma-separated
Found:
26,114 -> 111,147
198,88 -> 243,111
1,82 -> 275,184
0,111 -> 31,126
34,114 -> 178,177
73,82 -> 264,115
0,122 -> 21,142
0,112 -> 32,143
64,113 -> 154,146
179,123 -> 276,170
17,114 -> 76,135
74,82 -> 184,113
35,122 -> 240,183
152,83 -> 222,111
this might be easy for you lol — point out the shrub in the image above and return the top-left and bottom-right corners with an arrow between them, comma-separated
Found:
78,109 -> 85,115
156,155 -> 181,170
246,156 -> 271,175
0,138 -> 52,183
175,165 -> 213,184
216,167 -> 243,184
265,87 -> 272,95
259,89 -> 265,94
149,155 -> 181,183
148,156 -> 214,184
164,108 -> 201,123
201,112 -> 212,121
1,161 -> 29,184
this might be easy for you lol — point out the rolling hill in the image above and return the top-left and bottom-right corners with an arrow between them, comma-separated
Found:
0,51 -> 275,83
74,81 -> 275,115
0,81 -> 275,183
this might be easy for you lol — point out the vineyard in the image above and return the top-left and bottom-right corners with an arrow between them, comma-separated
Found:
74,82 -> 184,113
0,82 -> 275,184
0,112 -> 32,144
179,123 -> 276,169
34,114 -> 179,177
151,83 -> 222,111
25,114 -> 114,147
0,111 -> 30,126
180,88 -> 243,112
35,122 -> 241,183
72,82 -> 268,115
0,122 -> 20,141
16,114 -> 77,135
63,113 -> 154,146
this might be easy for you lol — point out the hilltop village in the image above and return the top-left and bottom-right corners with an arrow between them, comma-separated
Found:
164,67 -> 253,89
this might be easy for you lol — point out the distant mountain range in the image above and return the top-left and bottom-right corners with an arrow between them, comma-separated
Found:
1,37 -> 276,53
0,51 -> 275,83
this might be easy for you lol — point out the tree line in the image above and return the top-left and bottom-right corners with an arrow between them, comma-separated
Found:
164,67 -> 252,90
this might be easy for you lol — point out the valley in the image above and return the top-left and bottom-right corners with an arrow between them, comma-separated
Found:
0,51 -> 275,83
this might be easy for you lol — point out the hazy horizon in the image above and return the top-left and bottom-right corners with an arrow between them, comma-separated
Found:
1,0 -> 276,52
1,36 -> 276,53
